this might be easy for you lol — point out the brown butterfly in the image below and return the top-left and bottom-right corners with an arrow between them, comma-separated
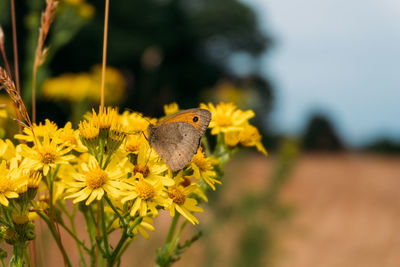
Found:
147,108 -> 211,171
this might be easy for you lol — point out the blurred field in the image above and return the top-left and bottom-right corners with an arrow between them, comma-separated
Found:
30,152 -> 400,266
279,153 -> 400,267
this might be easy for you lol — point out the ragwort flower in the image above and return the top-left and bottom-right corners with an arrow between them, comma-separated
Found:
121,178 -> 168,217
224,124 -> 267,155
189,148 -> 221,190
200,102 -> 254,135
64,156 -> 128,205
19,135 -> 75,176
163,102 -> 179,116
14,119 -> 58,143
166,172 -> 203,225
0,159 -> 27,206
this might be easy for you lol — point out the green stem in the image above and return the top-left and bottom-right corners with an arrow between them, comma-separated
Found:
104,195 -> 125,227
175,220 -> 188,240
23,246 -> 31,267
100,199 -> 110,256
0,257 -> 5,267
108,216 -> 142,267
99,138 -> 105,167
69,212 -> 89,266
102,153 -> 112,169
127,216 -> 143,236
37,213 -> 72,267
201,135 -> 211,156
11,243 -> 26,267
107,232 -> 128,267
166,220 -> 188,255
165,214 -> 180,244
82,205 -> 96,246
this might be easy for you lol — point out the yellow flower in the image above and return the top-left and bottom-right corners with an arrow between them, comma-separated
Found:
189,148 -> 221,191
0,160 -> 26,206
91,65 -> 125,103
110,210 -> 155,239
89,106 -> 119,132
121,178 -> 168,217
224,125 -> 267,155
176,174 -> 208,203
42,66 -> 125,103
120,142 -> 173,217
59,122 -> 87,152
166,175 -> 203,225
132,217 -> 155,239
0,139 -> 16,161
0,109 -> 7,119
18,135 -> 74,176
28,171 -> 42,189
124,134 -> 146,154
64,0 -> 84,5
132,143 -> 173,186
163,102 -> 179,116
78,3 -> 95,18
15,119 -> 58,143
120,111 -> 155,134
64,156 -> 128,205
79,120 -> 99,140
200,102 -> 254,135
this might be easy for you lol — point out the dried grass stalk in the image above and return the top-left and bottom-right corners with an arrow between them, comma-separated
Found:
0,67 -> 35,138
32,0 -> 58,123
0,27 -> 12,77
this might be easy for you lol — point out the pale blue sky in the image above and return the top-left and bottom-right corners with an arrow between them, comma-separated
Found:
241,0 -> 400,146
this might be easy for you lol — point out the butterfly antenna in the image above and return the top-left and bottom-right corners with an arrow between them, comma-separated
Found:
145,146 -> 152,167
141,130 -> 148,142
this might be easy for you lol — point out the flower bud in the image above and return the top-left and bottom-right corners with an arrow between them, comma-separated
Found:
25,222 -> 36,240
4,228 -> 18,245
12,213 -> 29,225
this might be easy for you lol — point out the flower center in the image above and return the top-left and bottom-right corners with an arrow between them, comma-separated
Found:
39,147 -> 57,164
125,135 -> 141,153
86,168 -> 108,189
180,176 -> 191,187
168,186 -> 186,205
125,142 -> 139,153
134,164 -> 150,178
191,154 -> 210,172
136,180 -> 155,200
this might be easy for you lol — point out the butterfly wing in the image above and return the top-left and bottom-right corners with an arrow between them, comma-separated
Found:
160,108 -> 211,133
148,122 -> 202,171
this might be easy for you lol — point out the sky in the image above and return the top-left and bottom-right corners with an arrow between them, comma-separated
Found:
241,0 -> 400,146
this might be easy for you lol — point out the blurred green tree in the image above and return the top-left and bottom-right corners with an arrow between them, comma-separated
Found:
363,138 -> 400,154
49,0 -> 273,116
1,0 -> 274,136
302,113 -> 344,151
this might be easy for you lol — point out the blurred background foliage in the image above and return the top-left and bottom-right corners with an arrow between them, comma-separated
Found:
1,0 -> 399,266
0,0 -> 398,153
1,0 -> 274,138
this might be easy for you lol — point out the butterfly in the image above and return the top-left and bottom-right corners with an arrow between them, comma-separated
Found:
147,108 -> 211,171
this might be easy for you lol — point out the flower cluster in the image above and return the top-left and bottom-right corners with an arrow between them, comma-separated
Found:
201,102 -> 267,155
61,0 -> 95,19
41,65 -> 125,103
0,102 -> 266,266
